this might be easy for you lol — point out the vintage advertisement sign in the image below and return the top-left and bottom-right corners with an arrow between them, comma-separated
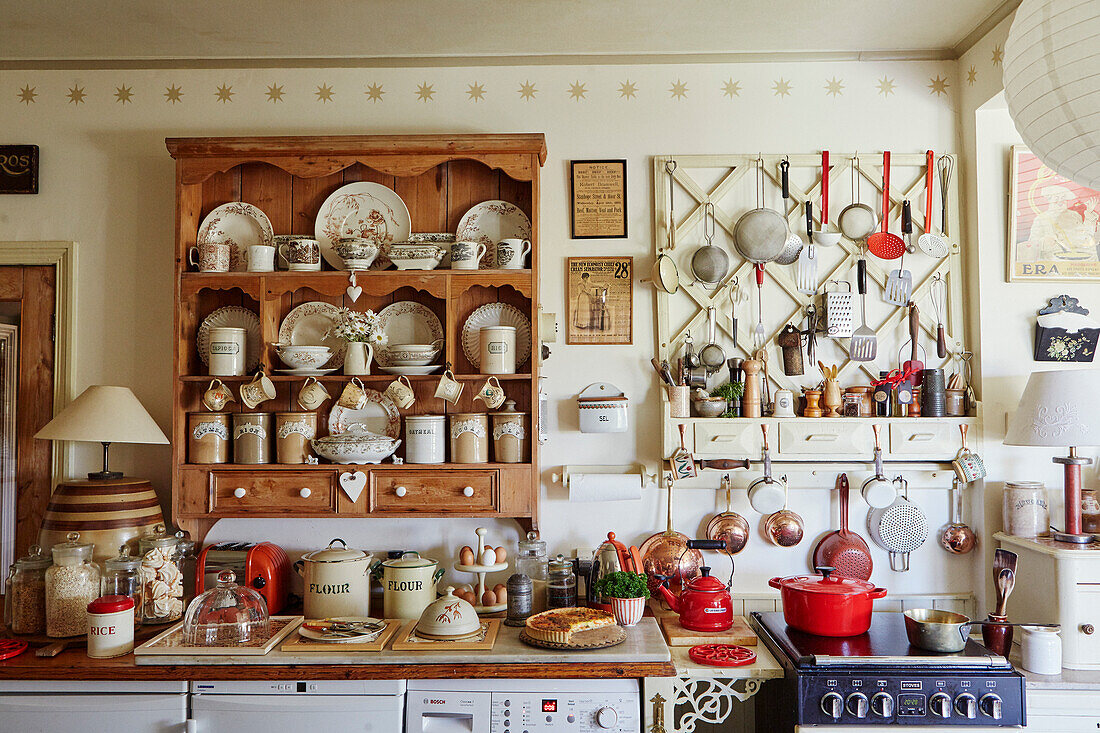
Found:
566,256 -> 633,344
570,159 -> 626,239
0,145 -> 38,194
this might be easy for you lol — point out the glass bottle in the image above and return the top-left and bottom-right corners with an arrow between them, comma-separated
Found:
102,545 -> 144,629
172,531 -> 198,608
138,524 -> 183,623
4,544 -> 50,634
45,532 -> 101,638
515,531 -> 548,613
546,554 -> 577,610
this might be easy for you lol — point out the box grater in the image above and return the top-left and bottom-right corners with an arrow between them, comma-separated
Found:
824,280 -> 854,338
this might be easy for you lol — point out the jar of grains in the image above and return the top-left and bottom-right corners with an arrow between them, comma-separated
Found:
5,544 -> 51,634
138,524 -> 184,623
546,554 -> 577,610
45,532 -> 101,638
101,545 -> 144,629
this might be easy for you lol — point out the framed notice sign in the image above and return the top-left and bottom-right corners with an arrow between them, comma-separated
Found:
0,145 -> 38,194
566,257 -> 633,345
570,159 -> 627,239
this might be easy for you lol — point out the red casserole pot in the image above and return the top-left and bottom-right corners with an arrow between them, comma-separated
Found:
769,566 -> 887,637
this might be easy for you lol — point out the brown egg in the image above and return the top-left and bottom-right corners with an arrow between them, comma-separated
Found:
459,590 -> 475,604
482,590 -> 497,606
494,546 -> 508,563
495,586 -> 507,604
459,547 -> 475,565
493,583 -> 507,595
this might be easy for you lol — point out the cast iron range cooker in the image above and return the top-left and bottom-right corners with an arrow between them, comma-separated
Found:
750,612 -> 1025,728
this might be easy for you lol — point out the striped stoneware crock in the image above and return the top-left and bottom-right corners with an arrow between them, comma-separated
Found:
38,478 -> 165,563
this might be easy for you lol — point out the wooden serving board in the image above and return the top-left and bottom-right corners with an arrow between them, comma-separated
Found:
390,619 -> 500,651
280,619 -> 402,653
135,616 -> 302,656
659,615 -> 757,647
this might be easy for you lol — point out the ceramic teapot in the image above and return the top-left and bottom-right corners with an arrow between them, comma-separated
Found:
655,565 -> 733,632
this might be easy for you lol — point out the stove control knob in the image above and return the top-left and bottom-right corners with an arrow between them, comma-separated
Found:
845,692 -> 868,719
871,692 -> 894,718
595,706 -> 618,728
979,694 -> 1003,720
820,692 -> 843,720
954,693 -> 977,719
929,692 -> 951,718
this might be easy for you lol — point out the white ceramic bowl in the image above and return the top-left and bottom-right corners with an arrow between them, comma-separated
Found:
276,345 -> 333,369
384,342 -> 442,366
415,586 -> 482,638
334,238 -> 380,270
311,425 -> 401,465
386,243 -> 446,271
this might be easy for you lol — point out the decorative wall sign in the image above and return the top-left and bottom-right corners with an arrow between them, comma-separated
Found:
1034,294 -> 1098,363
0,146 -> 38,194
566,256 -> 632,344
570,160 -> 627,239
1009,146 -> 1100,282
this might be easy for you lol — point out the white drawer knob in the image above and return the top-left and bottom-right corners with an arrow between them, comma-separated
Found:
395,486 -> 407,497
233,488 -> 247,499
463,486 -> 474,497
299,488 -> 311,499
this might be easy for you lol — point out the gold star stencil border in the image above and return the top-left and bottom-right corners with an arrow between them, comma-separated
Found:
67,85 -> 87,105
315,83 -> 335,103
164,84 -> 183,104
266,84 -> 285,103
365,83 -> 385,102
466,82 -> 486,102
416,82 -> 436,102
518,80 -> 537,101
215,84 -> 234,103
17,85 -> 37,105
114,85 -> 134,104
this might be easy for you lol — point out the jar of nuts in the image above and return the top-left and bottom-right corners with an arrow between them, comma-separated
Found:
45,532 -> 101,638
138,524 -> 184,624
4,544 -> 51,634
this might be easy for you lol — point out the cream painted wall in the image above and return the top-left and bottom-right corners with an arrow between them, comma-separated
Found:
1,59 -> 983,597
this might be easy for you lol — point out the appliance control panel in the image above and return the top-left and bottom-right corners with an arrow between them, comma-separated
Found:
490,692 -> 640,732
798,671 -> 1025,726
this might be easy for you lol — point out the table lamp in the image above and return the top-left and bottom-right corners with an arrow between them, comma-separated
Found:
1004,368 -> 1100,544
35,385 -> 168,480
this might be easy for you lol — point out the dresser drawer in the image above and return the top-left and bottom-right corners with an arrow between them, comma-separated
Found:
692,422 -> 759,456
888,422 -> 960,459
372,471 -> 497,512
211,471 -> 337,515
777,422 -> 871,457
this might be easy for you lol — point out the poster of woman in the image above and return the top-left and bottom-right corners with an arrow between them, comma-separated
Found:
566,257 -> 632,344
1009,146 -> 1100,282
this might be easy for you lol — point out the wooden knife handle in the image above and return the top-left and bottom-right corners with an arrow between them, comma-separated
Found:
697,459 -> 751,470
909,303 -> 920,360
937,324 -> 947,358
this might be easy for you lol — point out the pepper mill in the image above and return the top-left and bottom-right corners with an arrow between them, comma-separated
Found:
741,359 -> 763,418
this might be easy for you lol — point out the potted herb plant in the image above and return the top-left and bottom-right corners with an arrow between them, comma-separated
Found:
332,308 -> 386,376
595,570 -> 650,627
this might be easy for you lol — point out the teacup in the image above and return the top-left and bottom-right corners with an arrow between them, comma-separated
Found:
473,376 -> 506,409
496,238 -> 532,269
450,241 -> 486,271
240,370 -> 276,409
337,377 -> 368,410
276,237 -> 321,272
383,376 -> 416,410
434,370 -> 464,404
297,377 -> 331,410
188,241 -> 231,272
246,244 -> 276,272
203,379 -> 236,411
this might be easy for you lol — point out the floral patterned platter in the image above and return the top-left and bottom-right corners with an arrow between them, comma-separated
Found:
278,302 -> 348,369
198,202 -> 274,272
196,306 -> 262,372
375,301 -> 444,367
455,200 -> 531,269
327,389 -> 400,438
461,302 -> 531,370
315,183 -> 411,270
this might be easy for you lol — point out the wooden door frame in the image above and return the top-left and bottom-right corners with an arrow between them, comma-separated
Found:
0,242 -> 77,485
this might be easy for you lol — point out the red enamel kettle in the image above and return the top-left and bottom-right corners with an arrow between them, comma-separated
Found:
655,539 -> 734,632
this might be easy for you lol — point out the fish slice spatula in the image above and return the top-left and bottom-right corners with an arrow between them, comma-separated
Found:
849,258 -> 877,361
884,200 -> 914,306
796,202 -> 817,294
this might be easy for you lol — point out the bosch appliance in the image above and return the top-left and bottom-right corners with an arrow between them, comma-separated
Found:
750,612 -> 1025,730
190,680 -> 405,731
406,678 -> 640,731
197,541 -> 290,613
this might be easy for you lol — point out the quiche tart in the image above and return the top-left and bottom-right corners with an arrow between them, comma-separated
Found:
524,607 -> 616,644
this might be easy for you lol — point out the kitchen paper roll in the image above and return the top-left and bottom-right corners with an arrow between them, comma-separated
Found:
568,473 -> 642,502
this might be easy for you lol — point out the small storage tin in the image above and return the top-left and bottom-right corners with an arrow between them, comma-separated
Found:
577,382 -> 628,433
232,412 -> 272,464
405,415 -> 446,464
86,595 -> 135,658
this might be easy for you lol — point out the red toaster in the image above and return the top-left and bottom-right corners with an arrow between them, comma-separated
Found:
196,541 -> 291,614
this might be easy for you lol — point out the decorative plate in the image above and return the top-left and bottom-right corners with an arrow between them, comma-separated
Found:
328,389 -> 400,438
278,302 -> 347,369
198,202 -> 274,272
461,302 -> 531,370
197,306 -> 262,372
315,183 -> 411,270
376,302 -> 444,367
456,200 -> 531,269
378,365 -> 443,376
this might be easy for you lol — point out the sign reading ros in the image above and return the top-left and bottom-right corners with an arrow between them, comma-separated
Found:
0,145 -> 38,194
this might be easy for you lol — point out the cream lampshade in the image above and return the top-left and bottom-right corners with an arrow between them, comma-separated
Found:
35,385 -> 169,480
1005,368 -> 1100,543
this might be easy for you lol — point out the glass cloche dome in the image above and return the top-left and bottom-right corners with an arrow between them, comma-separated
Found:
182,569 -> 269,646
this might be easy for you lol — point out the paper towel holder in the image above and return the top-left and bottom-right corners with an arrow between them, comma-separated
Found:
552,463 -> 656,488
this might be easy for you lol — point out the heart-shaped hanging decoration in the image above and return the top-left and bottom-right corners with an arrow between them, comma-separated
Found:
339,470 -> 367,502
346,272 -> 362,302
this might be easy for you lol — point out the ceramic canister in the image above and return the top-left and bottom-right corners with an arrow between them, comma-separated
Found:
275,412 -> 317,465
296,539 -> 374,619
232,412 -> 272,464
380,552 -> 444,619
491,401 -> 528,463
450,413 -> 489,464
188,413 -> 230,464
208,327 -> 247,376
86,595 -> 135,659
479,325 -> 516,375
404,415 -> 446,464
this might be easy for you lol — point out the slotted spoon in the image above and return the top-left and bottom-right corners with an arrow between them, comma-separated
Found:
884,200 -> 914,306
849,258 -> 877,361
917,150 -> 949,258
866,151 -> 905,260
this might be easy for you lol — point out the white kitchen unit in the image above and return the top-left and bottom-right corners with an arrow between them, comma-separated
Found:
1021,689 -> 1100,731
0,680 -> 187,732
190,680 -> 405,732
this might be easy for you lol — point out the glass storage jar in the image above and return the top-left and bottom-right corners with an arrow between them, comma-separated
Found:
546,554 -> 577,610
172,531 -> 197,608
515,531 -> 548,613
4,544 -> 50,634
138,524 -> 184,623
102,545 -> 144,629
45,532 -> 101,638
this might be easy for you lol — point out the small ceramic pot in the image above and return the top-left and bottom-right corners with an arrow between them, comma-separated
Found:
188,413 -> 229,464
405,415 -> 447,464
232,412 -> 271,464
275,412 -> 317,464
480,326 -> 516,375
491,401 -> 528,463
207,327 -> 247,376
450,413 -> 489,464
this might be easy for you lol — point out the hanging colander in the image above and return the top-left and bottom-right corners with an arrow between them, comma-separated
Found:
867,476 -> 928,572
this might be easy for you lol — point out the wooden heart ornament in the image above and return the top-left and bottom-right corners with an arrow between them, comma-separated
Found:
339,470 -> 367,502
346,284 -> 363,302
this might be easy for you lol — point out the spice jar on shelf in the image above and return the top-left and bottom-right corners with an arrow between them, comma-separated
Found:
5,544 -> 50,635
102,545 -> 144,629
546,554 -> 577,610
138,524 -> 184,624
45,532 -> 101,638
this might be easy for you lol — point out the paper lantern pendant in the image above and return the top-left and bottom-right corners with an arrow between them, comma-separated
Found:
1003,0 -> 1100,189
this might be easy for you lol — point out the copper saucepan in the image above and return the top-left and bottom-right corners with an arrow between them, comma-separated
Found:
641,474 -> 702,595
706,475 -> 750,554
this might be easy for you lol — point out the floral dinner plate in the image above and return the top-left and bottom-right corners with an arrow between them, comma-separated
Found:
198,202 -> 274,272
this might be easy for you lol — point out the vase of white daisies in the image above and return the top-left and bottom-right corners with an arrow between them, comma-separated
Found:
332,308 -> 386,376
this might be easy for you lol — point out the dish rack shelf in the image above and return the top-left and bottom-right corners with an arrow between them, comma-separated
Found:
168,134 -> 546,543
